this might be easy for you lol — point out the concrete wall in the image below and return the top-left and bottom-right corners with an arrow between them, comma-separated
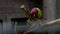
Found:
56,0 -> 60,18
43,0 -> 56,21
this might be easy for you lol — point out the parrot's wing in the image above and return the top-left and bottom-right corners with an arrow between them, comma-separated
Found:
36,8 -> 43,19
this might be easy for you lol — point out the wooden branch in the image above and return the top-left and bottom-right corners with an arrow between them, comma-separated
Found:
46,18 -> 60,25
23,18 -> 60,34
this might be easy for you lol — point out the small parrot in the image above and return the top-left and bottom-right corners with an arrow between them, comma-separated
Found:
27,8 -> 37,24
27,7 -> 43,23
31,8 -> 42,19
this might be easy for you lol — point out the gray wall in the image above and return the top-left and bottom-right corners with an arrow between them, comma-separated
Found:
43,0 -> 56,21
0,0 -> 27,19
56,0 -> 60,18
0,0 -> 27,34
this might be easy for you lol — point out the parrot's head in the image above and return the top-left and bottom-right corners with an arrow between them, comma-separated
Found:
31,7 -> 43,19
31,8 -> 37,16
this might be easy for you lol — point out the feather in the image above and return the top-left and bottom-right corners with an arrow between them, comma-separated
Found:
36,8 -> 42,19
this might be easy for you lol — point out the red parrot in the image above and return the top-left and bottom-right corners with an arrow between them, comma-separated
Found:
27,7 -> 42,23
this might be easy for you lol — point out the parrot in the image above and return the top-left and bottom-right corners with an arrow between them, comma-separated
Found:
27,8 -> 37,24
31,7 -> 42,19
27,7 -> 43,23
